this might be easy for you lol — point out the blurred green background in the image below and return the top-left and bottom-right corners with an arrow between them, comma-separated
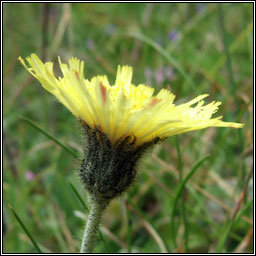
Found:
3,3 -> 253,253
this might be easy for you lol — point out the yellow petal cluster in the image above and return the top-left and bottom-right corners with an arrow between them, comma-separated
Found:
18,54 -> 243,146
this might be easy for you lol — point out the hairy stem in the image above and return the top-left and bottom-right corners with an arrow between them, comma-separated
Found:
80,198 -> 109,253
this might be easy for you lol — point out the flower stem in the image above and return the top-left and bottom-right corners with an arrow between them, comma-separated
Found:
80,198 -> 109,253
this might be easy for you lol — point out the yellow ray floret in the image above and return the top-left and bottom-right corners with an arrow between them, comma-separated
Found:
18,54 -> 243,146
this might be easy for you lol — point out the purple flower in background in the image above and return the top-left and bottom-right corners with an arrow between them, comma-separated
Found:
25,170 -> 35,181
146,66 -> 175,86
196,3 -> 207,13
168,30 -> 180,42
85,38 -> 95,50
144,66 -> 153,86
105,24 -> 117,35
49,5 -> 57,17
164,66 -> 174,81
154,66 -> 165,85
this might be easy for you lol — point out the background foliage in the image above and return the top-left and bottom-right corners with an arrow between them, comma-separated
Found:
3,3 -> 253,253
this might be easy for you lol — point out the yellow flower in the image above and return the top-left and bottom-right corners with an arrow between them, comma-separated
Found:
18,54 -> 243,146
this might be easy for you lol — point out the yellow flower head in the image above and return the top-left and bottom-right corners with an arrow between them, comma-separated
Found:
18,54 -> 243,146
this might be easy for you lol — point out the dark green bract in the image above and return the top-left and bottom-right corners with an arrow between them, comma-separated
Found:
80,122 -> 160,201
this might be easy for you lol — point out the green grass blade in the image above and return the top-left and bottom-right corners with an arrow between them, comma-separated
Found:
126,31 -> 198,92
98,230 -> 111,253
215,220 -> 232,253
9,205 -> 42,253
68,181 -> 88,211
125,200 -> 132,253
216,168 -> 253,253
175,136 -> 188,252
217,4 -> 238,107
215,197 -> 253,253
235,198 -> 253,224
217,3 -> 244,153
171,155 -> 209,247
127,198 -> 169,253
20,116 -> 78,158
